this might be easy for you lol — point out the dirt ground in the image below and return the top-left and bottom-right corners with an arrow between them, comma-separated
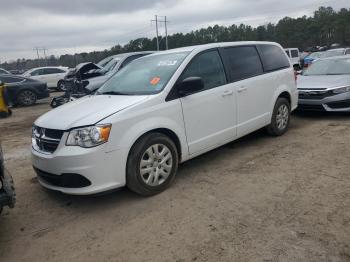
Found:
0,95 -> 350,262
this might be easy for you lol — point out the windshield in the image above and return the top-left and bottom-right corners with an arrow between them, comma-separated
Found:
303,58 -> 350,76
101,57 -> 122,73
98,51 -> 190,95
97,56 -> 114,67
321,49 -> 344,58
307,52 -> 323,59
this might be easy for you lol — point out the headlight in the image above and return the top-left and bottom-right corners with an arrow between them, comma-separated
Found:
66,124 -> 112,148
332,86 -> 350,94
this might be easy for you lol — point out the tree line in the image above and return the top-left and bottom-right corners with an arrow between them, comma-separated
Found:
2,6 -> 350,71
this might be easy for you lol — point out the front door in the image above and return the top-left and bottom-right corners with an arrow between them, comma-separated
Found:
179,50 -> 236,155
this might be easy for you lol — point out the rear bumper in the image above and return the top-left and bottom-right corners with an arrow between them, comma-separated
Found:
298,92 -> 350,112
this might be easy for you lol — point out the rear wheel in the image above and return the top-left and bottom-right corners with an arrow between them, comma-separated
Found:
267,97 -> 291,136
17,90 -> 37,106
126,133 -> 178,196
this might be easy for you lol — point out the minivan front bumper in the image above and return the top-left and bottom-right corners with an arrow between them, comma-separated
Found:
32,143 -> 127,195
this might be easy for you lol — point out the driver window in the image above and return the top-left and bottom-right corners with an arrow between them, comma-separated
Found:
181,50 -> 226,91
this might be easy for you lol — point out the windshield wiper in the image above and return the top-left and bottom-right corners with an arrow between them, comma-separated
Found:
99,91 -> 129,96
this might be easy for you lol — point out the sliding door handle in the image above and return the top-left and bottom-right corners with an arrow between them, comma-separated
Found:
237,86 -> 247,93
222,90 -> 234,97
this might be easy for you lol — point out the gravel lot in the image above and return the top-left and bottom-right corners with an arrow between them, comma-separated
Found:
0,97 -> 350,262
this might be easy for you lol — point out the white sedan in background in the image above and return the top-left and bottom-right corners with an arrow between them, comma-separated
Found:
23,66 -> 69,91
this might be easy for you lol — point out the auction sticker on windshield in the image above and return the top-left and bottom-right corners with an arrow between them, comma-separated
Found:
150,77 -> 161,85
158,60 -> 178,66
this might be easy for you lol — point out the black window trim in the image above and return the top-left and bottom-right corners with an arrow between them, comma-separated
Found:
256,44 -> 291,73
219,45 -> 265,84
165,48 -> 228,102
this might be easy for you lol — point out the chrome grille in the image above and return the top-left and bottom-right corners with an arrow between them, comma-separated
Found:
32,126 -> 64,154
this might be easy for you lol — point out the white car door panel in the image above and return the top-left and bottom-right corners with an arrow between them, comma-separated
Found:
235,74 -> 273,137
178,49 -> 236,155
220,46 -> 273,137
181,84 -> 236,154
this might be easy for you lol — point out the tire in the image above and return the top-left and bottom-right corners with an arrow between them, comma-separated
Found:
57,80 -> 66,92
126,133 -> 179,196
266,97 -> 291,136
17,90 -> 37,106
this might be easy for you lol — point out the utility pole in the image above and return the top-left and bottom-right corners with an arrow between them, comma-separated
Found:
33,47 -> 48,66
42,48 -> 48,66
151,15 -> 170,50
155,15 -> 160,51
165,16 -> 168,50
34,47 -> 41,67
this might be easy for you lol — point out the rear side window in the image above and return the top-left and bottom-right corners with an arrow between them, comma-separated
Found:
222,46 -> 263,82
180,50 -> 226,91
346,49 -> 350,55
30,69 -> 44,76
258,44 -> 290,72
44,68 -> 65,74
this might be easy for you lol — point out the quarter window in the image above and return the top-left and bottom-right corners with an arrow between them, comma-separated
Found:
180,50 -> 226,91
223,46 -> 263,82
258,44 -> 290,72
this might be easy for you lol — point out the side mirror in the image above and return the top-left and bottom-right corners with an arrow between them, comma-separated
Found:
296,70 -> 302,75
178,77 -> 204,97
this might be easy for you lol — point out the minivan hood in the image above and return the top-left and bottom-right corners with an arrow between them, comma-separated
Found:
35,95 -> 149,130
297,75 -> 350,90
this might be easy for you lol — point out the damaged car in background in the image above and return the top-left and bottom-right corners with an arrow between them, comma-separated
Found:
51,51 -> 154,108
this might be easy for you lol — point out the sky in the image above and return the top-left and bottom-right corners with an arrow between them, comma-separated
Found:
0,0 -> 349,62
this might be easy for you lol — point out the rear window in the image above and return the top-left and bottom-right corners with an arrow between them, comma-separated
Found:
222,46 -> 263,82
258,44 -> 290,72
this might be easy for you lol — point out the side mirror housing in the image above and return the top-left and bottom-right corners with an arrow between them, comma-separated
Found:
178,77 -> 204,97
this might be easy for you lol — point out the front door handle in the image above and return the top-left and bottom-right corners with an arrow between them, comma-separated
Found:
237,86 -> 247,93
222,90 -> 234,97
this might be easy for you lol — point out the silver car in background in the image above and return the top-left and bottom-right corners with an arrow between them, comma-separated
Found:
297,55 -> 350,111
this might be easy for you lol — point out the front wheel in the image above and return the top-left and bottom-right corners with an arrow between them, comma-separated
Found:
57,80 -> 66,92
266,97 -> 291,136
126,133 -> 178,196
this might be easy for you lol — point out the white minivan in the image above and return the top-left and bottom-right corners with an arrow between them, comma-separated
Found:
32,42 -> 298,196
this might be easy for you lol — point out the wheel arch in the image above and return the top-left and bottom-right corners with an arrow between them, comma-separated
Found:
278,91 -> 291,105
128,128 -> 182,162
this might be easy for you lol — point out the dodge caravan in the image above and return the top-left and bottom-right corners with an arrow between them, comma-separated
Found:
32,42 -> 298,196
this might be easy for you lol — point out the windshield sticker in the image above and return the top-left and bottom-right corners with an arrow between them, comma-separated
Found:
157,60 -> 178,66
150,77 -> 161,85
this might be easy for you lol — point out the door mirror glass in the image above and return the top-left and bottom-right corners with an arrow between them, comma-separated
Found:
178,77 -> 204,96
